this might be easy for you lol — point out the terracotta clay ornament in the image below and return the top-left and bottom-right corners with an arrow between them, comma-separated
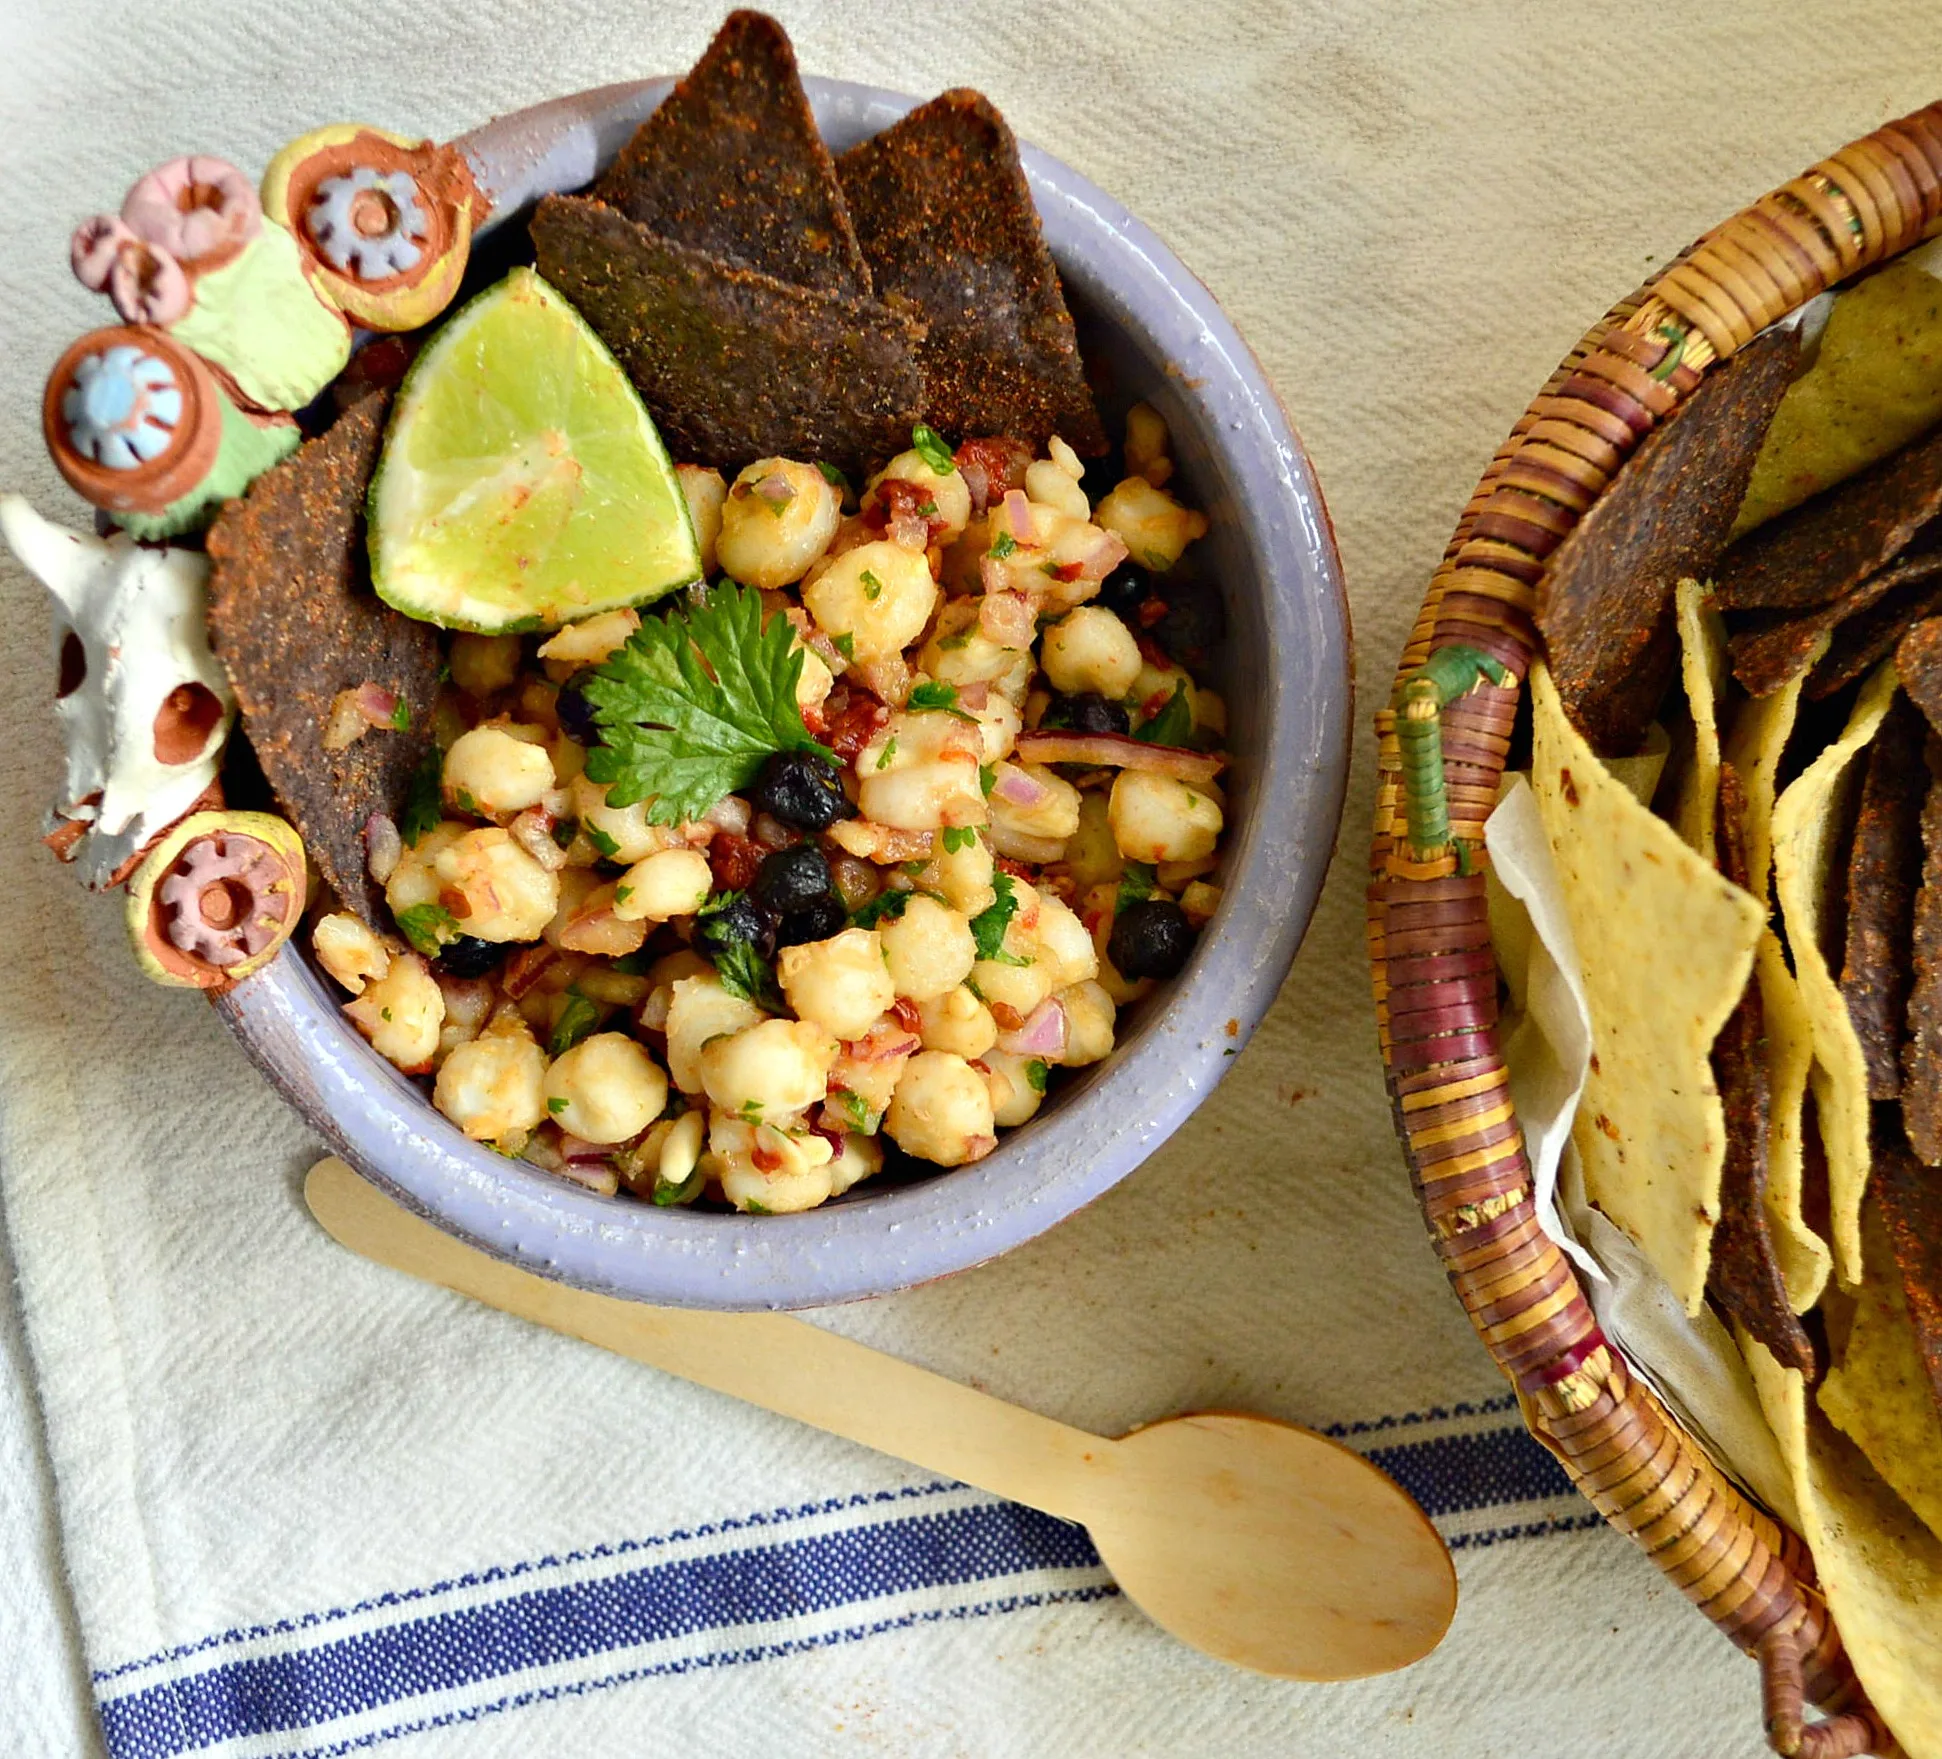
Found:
262,124 -> 483,332
126,811 -> 306,991
41,325 -> 300,541
51,127 -> 480,539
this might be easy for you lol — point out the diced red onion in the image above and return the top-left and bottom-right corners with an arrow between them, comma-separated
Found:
753,471 -> 795,506
510,808 -> 568,872
998,997 -> 1068,1059
993,766 -> 1053,809
1012,729 -> 1227,784
362,812 -> 401,884
955,680 -> 992,711
1079,535 -> 1128,582
994,489 -> 1035,545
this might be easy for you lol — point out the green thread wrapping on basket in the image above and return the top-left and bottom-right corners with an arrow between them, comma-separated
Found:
1649,321 -> 1689,381
1393,644 -> 1513,864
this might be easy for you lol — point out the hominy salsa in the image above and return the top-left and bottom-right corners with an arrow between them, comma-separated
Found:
311,413 -> 1231,1213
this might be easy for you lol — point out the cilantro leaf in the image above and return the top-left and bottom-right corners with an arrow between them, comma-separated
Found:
970,872 -> 1028,964
851,888 -> 912,929
978,763 -> 996,798
815,460 -> 852,496
989,530 -> 1017,560
1135,682 -> 1193,747
399,748 -> 444,847
911,424 -> 957,475
832,1089 -> 874,1133
942,825 -> 977,854
908,680 -> 974,721
389,699 -> 412,732
549,992 -> 605,1057
1025,1058 -> 1050,1094
582,581 -> 834,824
713,937 -> 776,1006
393,902 -> 458,958
832,631 -> 856,662
547,1096 -> 569,1115
1116,862 -> 1157,915
586,824 -> 621,860
861,569 -> 883,601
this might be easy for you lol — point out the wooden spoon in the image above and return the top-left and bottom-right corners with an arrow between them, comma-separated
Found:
305,1157 -> 1457,1681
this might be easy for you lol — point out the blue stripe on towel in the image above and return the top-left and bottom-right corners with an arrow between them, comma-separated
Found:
99,1503 -> 1094,1759
94,1412 -> 1587,1758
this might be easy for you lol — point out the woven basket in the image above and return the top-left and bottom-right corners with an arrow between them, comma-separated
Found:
1369,104 -> 1942,1759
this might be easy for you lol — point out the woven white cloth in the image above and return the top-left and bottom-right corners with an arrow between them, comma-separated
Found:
5,2 -> 1942,1754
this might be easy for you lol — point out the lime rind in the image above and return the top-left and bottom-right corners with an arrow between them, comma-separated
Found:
369,267 -> 701,633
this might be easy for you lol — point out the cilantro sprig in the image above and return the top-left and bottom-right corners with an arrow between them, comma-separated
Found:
970,872 -> 1028,965
582,582 -> 835,824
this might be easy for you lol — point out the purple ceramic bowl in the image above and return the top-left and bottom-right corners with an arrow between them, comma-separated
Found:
215,78 -> 1351,1309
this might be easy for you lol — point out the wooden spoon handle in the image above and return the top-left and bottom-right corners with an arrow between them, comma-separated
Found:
305,1158 -> 1109,1522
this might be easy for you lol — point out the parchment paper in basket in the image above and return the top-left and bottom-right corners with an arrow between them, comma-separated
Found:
1485,773 -> 1800,1529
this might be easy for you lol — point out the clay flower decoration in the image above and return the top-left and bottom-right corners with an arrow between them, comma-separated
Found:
264,124 -> 482,331
119,155 -> 261,271
69,213 -> 191,326
306,165 -> 429,280
41,326 -> 299,540
61,342 -> 186,471
129,811 -> 307,991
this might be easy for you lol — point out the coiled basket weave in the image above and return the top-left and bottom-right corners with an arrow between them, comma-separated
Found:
1369,102 -> 1942,1758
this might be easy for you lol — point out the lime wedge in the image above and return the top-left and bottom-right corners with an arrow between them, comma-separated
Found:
369,267 -> 701,632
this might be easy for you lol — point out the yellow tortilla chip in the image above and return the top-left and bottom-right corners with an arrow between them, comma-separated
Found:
1770,660 -> 1900,1288
1745,1336 -> 1942,1759
1720,631 -> 1825,911
1753,932 -> 1834,1314
1672,577 -> 1729,859
1819,1210 -> 1942,1547
1530,660 -> 1766,1312
1736,249 -> 1942,536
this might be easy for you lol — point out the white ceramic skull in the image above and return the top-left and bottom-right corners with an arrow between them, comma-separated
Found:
0,494 -> 235,889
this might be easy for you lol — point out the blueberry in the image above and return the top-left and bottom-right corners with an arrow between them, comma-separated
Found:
775,896 -> 848,948
750,749 -> 854,832
752,844 -> 833,916
436,934 -> 512,979
696,895 -> 777,962
556,667 -> 601,744
1047,692 -> 1130,736
1095,564 -> 1156,617
1108,899 -> 1197,981
1152,585 -> 1226,661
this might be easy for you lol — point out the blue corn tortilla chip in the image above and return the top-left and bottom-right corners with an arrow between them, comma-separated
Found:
1536,322 -> 1799,755
593,10 -> 870,296
205,390 -> 440,926
1714,420 -> 1942,613
531,192 -> 924,476
838,89 -> 1105,456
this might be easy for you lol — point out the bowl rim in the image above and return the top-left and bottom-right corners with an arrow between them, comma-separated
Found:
214,74 -> 1352,1309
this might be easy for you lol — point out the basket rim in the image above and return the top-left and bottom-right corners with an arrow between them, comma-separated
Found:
1369,98 -> 1942,1755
